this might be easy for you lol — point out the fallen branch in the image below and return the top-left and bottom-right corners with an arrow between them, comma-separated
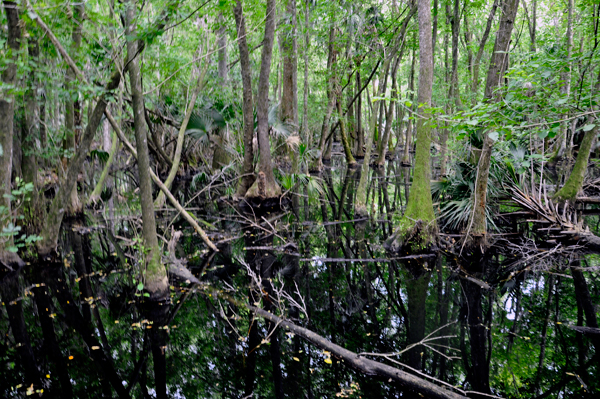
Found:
199,284 -> 467,399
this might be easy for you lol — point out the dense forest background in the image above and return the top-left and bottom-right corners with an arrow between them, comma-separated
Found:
1,0 -> 600,398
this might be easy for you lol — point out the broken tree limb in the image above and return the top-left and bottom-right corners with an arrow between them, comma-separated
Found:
198,284 -> 467,399
105,110 -> 218,252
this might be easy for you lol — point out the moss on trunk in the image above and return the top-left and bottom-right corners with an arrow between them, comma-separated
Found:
553,123 -> 597,202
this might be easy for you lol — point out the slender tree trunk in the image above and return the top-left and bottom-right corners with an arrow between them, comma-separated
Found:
302,0 -> 311,147
386,0 -> 436,251
402,43 -> 416,165
449,0 -> 462,109
217,12 -> 228,86
32,12 -> 122,255
0,0 -> 21,258
246,0 -> 281,199
233,0 -> 256,197
337,100 -> 356,167
466,0 -> 519,251
281,0 -> 299,211
377,53 -> 402,166
557,0 -> 574,159
316,27 -> 338,170
125,0 -> 168,299
88,128 -> 119,206
64,2 -> 84,214
22,38 -> 39,195
154,69 -> 206,208
471,0 -> 499,99
356,67 -> 364,157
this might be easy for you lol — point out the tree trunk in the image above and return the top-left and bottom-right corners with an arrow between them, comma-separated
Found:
554,118 -> 598,201
125,0 -> 168,299
29,6 -> 122,255
471,0 -> 499,99
245,0 -> 281,199
466,0 -> 519,251
386,0 -> 436,252
64,2 -> 84,214
233,0 -> 256,198
356,6 -> 416,216
0,0 -> 21,256
302,0 -> 311,147
154,69 -> 206,208
449,0 -> 462,109
556,0 -> 575,159
22,38 -> 39,195
402,42 -> 416,165
217,12 -> 228,85
316,27 -> 338,170
377,53 -> 402,167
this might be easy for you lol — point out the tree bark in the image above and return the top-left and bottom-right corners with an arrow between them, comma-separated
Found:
302,0 -> 311,147
63,2 -> 84,214
316,27 -> 338,170
125,0 -> 168,299
471,0 -> 499,99
245,0 -> 281,199
386,0 -> 436,251
22,38 -> 39,195
233,0 -> 256,198
466,0 -> 519,251
0,0 -> 21,255
217,12 -> 228,85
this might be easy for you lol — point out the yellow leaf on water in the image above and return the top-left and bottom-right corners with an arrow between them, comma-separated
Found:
293,357 -> 300,362
324,358 -> 332,364
91,346 -> 100,350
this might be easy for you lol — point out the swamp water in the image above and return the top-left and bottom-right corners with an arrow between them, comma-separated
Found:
1,157 -> 599,398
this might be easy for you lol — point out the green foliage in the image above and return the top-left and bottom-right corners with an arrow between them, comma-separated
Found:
0,178 -> 41,253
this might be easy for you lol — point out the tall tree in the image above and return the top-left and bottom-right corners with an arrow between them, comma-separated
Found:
245,0 -> 281,200
125,0 -> 168,300
233,0 -> 256,198
0,0 -> 21,263
465,0 -> 520,252
386,0 -> 436,251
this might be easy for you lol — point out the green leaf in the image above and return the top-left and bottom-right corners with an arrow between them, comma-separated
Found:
7,246 -> 18,253
582,124 -> 595,132
489,131 -> 499,141
467,119 -> 479,126
137,282 -> 144,291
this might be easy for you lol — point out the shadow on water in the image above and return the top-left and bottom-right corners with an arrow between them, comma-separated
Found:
1,157 -> 599,398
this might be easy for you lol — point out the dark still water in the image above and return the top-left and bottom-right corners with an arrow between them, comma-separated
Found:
1,162 -> 598,399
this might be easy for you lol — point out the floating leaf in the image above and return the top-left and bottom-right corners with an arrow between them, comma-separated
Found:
324,358 -> 332,364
